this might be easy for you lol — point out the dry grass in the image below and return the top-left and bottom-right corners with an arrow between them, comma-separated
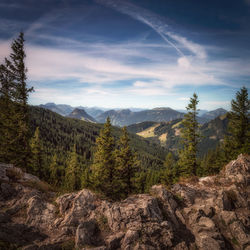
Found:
136,124 -> 159,138
172,120 -> 182,129
22,180 -> 54,193
158,133 -> 167,144
179,176 -> 199,185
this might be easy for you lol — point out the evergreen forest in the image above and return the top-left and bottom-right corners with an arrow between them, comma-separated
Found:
0,33 -> 249,200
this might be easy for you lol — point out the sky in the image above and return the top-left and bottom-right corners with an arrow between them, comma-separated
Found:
0,0 -> 250,110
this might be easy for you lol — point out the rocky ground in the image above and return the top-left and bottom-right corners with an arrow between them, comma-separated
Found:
0,154 -> 249,250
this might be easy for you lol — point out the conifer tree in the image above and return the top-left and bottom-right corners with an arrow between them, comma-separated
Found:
30,127 -> 44,178
49,154 -> 61,187
178,93 -> 201,177
199,147 -> 222,176
115,127 -> 139,197
135,171 -> 147,193
91,117 -> 117,199
161,152 -> 178,185
223,87 -> 250,159
0,32 -> 33,168
81,167 -> 92,189
0,64 -> 16,162
64,145 -> 81,191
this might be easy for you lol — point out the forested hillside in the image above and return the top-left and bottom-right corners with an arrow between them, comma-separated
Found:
127,115 -> 229,157
29,106 -> 167,171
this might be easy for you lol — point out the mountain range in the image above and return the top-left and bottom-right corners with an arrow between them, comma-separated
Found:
127,114 -> 228,157
30,106 -> 167,170
39,103 -> 227,127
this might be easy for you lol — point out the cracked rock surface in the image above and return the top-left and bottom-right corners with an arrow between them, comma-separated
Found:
0,154 -> 249,249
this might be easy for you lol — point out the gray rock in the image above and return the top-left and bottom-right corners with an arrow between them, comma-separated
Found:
75,219 -> 100,248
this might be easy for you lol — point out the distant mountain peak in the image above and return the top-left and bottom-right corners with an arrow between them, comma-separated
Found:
68,108 -> 96,123
152,107 -> 173,111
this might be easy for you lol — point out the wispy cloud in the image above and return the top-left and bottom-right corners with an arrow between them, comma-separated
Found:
0,0 -> 249,109
95,0 -> 207,59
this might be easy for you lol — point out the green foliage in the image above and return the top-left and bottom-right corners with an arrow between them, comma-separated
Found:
64,145 -> 82,192
199,146 -> 223,176
90,118 -> 118,199
0,32 -> 33,168
115,127 -> 140,198
49,154 -> 64,187
29,127 -> 46,178
199,87 -> 249,176
223,87 -> 250,159
161,152 -> 178,185
178,93 -> 201,177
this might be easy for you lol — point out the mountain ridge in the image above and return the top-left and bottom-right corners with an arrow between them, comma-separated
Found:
39,103 -> 228,126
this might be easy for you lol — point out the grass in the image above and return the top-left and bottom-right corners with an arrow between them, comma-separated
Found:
136,124 -> 159,138
172,120 -> 182,129
158,133 -> 167,144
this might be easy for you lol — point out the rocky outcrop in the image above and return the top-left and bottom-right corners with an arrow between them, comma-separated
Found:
0,154 -> 249,249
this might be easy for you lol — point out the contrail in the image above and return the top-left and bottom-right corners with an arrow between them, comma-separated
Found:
95,0 -> 206,59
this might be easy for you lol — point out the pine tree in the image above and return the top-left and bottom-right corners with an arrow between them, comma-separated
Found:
161,152 -> 178,185
81,167 -> 92,189
199,147 -> 222,176
135,171 -> 147,193
49,154 -> 61,187
64,145 -> 81,191
178,93 -> 201,177
0,64 -> 16,162
0,32 -> 33,168
30,127 -> 44,178
223,87 -> 250,159
90,117 -> 117,199
115,127 -> 139,198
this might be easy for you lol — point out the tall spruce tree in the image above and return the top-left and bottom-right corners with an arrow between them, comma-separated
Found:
178,93 -> 201,177
161,152 -> 178,185
0,64 -> 16,162
30,127 -> 44,178
64,145 -> 81,191
0,32 -> 33,168
91,117 -> 118,199
115,127 -> 139,198
49,154 -> 61,187
223,87 -> 250,159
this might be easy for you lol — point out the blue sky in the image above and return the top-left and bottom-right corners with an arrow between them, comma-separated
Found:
0,0 -> 249,110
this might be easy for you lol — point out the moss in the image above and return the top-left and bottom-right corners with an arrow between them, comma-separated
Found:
231,237 -> 239,246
